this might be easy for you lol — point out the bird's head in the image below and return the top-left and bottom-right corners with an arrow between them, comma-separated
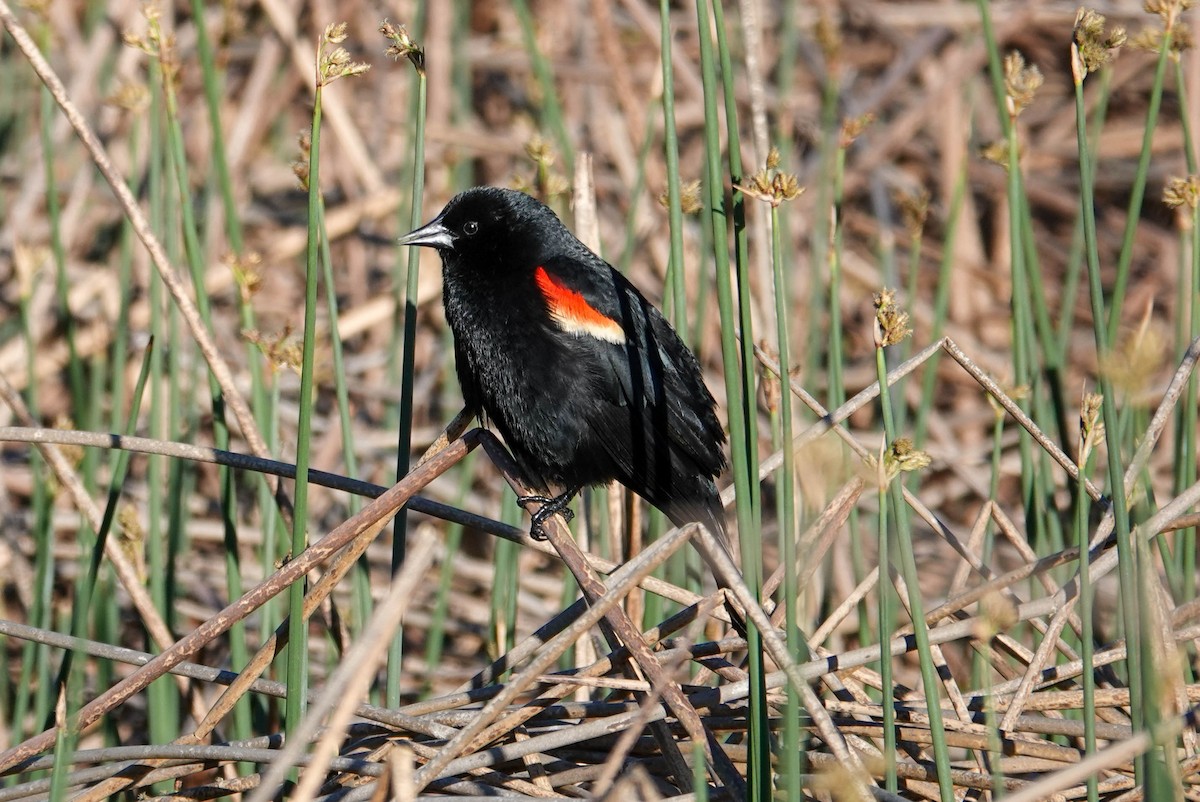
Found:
398,187 -> 565,274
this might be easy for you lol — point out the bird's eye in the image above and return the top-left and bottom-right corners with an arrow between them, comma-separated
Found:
462,221 -> 479,236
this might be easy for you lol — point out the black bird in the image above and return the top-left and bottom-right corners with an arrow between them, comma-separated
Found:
399,187 -> 729,548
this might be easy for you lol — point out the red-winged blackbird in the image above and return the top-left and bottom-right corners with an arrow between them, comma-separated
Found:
399,187 -> 729,547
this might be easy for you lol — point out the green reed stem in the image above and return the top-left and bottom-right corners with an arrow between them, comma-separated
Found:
876,469 -> 896,792
317,195 -> 373,654
1057,69 -> 1112,362
708,1 -> 768,795
660,0 -> 687,339
875,341 -> 954,800
1176,206 -> 1199,600
258,374 -> 286,654
828,144 -> 846,412
1075,444 -> 1099,802
1106,33 -> 1173,348
390,53 -> 427,710
154,27 -> 249,746
287,66 -> 325,733
191,6 -> 273,706
1171,59 -> 1198,602
1073,47 -> 1143,784
1005,110 -> 1041,495
769,201 -> 803,797
190,0 -> 240,251
12,273 -> 54,747
144,68 -> 178,766
657,0 -> 696,594
695,0 -> 764,792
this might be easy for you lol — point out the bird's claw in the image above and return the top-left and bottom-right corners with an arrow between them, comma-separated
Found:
517,491 -> 577,540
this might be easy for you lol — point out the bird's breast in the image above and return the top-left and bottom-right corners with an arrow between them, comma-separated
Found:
442,271 -> 614,476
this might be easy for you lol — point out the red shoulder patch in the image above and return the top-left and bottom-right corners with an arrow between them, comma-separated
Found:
534,266 -> 626,344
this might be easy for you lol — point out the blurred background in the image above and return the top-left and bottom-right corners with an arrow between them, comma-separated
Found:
1,0 -> 1198,796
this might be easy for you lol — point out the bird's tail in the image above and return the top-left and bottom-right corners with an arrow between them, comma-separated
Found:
663,481 -> 736,565
664,485 -> 747,634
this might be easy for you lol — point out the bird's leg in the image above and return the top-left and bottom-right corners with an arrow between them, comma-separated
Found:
518,486 -> 581,541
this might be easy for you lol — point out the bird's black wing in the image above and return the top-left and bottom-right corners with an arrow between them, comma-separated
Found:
535,254 -> 727,481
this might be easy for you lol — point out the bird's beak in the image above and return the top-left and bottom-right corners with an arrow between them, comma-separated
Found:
398,218 -> 454,250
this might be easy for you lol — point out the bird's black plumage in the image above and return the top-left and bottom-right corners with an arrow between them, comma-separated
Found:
400,187 -> 729,545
